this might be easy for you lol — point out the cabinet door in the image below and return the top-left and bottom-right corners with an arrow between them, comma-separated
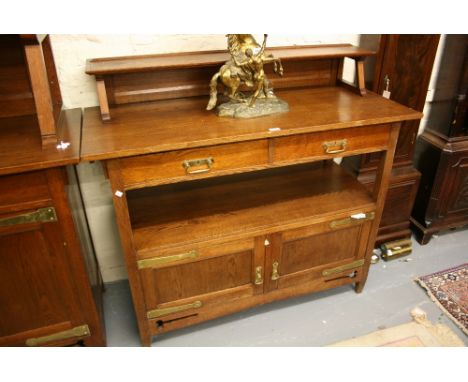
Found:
0,211 -> 84,346
264,216 -> 373,293
138,237 -> 265,326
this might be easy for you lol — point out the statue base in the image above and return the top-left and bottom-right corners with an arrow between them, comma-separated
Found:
215,96 -> 289,119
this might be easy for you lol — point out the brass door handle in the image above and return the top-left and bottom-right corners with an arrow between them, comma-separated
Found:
254,266 -> 263,285
271,261 -> 280,281
182,157 -> 214,174
322,139 -> 348,154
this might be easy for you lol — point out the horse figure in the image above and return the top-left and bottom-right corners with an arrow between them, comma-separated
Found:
206,34 -> 284,110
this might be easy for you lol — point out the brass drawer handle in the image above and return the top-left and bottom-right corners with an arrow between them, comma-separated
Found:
147,301 -> 202,319
182,157 -> 214,174
271,261 -> 280,281
26,324 -> 90,346
137,250 -> 198,269
323,139 -> 348,154
254,266 -> 263,285
330,212 -> 375,229
0,207 -> 57,227
322,259 -> 365,277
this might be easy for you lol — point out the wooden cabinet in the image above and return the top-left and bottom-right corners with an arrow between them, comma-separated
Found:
411,36 -> 468,244
342,35 -> 440,248
0,35 -> 106,346
82,44 -> 420,345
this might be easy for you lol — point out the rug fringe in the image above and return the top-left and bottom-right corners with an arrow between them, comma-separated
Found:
415,277 -> 468,336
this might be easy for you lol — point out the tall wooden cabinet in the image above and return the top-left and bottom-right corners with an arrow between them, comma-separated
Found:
0,35 -> 106,346
411,35 -> 468,243
82,45 -> 420,346
342,35 -> 440,249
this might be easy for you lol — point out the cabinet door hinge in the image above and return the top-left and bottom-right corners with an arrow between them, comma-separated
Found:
25,324 -> 90,346
322,259 -> 365,277
0,207 -> 57,227
147,301 -> 202,319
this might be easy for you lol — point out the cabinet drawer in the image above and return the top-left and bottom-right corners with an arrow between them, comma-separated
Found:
274,124 -> 390,163
119,140 -> 269,189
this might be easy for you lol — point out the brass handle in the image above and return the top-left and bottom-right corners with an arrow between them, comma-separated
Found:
271,261 -> 280,281
322,139 -> 348,154
254,266 -> 263,285
182,157 -> 214,174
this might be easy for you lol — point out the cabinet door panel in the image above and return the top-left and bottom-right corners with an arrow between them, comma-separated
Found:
139,237 -> 265,322
266,219 -> 372,292
152,251 -> 252,303
281,226 -> 360,275
0,220 -> 81,344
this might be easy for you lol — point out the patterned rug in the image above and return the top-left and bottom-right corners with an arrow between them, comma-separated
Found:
329,308 -> 464,346
416,263 -> 468,336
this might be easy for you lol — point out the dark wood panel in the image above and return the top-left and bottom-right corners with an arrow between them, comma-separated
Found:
341,35 -> 440,246
0,35 -> 35,119
0,221 -> 75,338
0,170 -> 50,213
109,58 -> 337,105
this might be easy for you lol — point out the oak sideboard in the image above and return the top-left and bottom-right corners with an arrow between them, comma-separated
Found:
82,44 -> 421,346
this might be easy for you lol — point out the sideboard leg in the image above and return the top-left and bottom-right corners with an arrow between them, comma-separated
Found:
141,334 -> 153,347
355,280 -> 366,293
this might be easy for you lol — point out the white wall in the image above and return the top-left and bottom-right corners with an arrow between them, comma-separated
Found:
50,34 -> 367,282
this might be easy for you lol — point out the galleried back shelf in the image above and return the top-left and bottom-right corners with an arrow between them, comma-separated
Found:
82,44 -> 421,346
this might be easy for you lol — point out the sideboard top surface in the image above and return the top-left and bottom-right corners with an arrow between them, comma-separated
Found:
0,108 -> 81,176
81,86 -> 422,161
86,44 -> 375,75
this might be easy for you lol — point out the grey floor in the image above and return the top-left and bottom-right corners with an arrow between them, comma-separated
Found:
103,229 -> 468,346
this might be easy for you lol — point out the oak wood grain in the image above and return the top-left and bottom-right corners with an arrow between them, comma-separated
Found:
82,87 -> 421,161
0,109 -> 81,176
127,162 -> 376,255
86,44 -> 375,75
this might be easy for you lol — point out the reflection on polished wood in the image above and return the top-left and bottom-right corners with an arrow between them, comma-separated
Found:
82,87 -> 420,161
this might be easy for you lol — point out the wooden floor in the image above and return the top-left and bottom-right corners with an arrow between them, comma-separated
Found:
102,229 -> 468,346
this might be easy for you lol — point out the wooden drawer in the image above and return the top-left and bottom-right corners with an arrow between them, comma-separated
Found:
273,124 -> 391,163
119,139 -> 269,189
